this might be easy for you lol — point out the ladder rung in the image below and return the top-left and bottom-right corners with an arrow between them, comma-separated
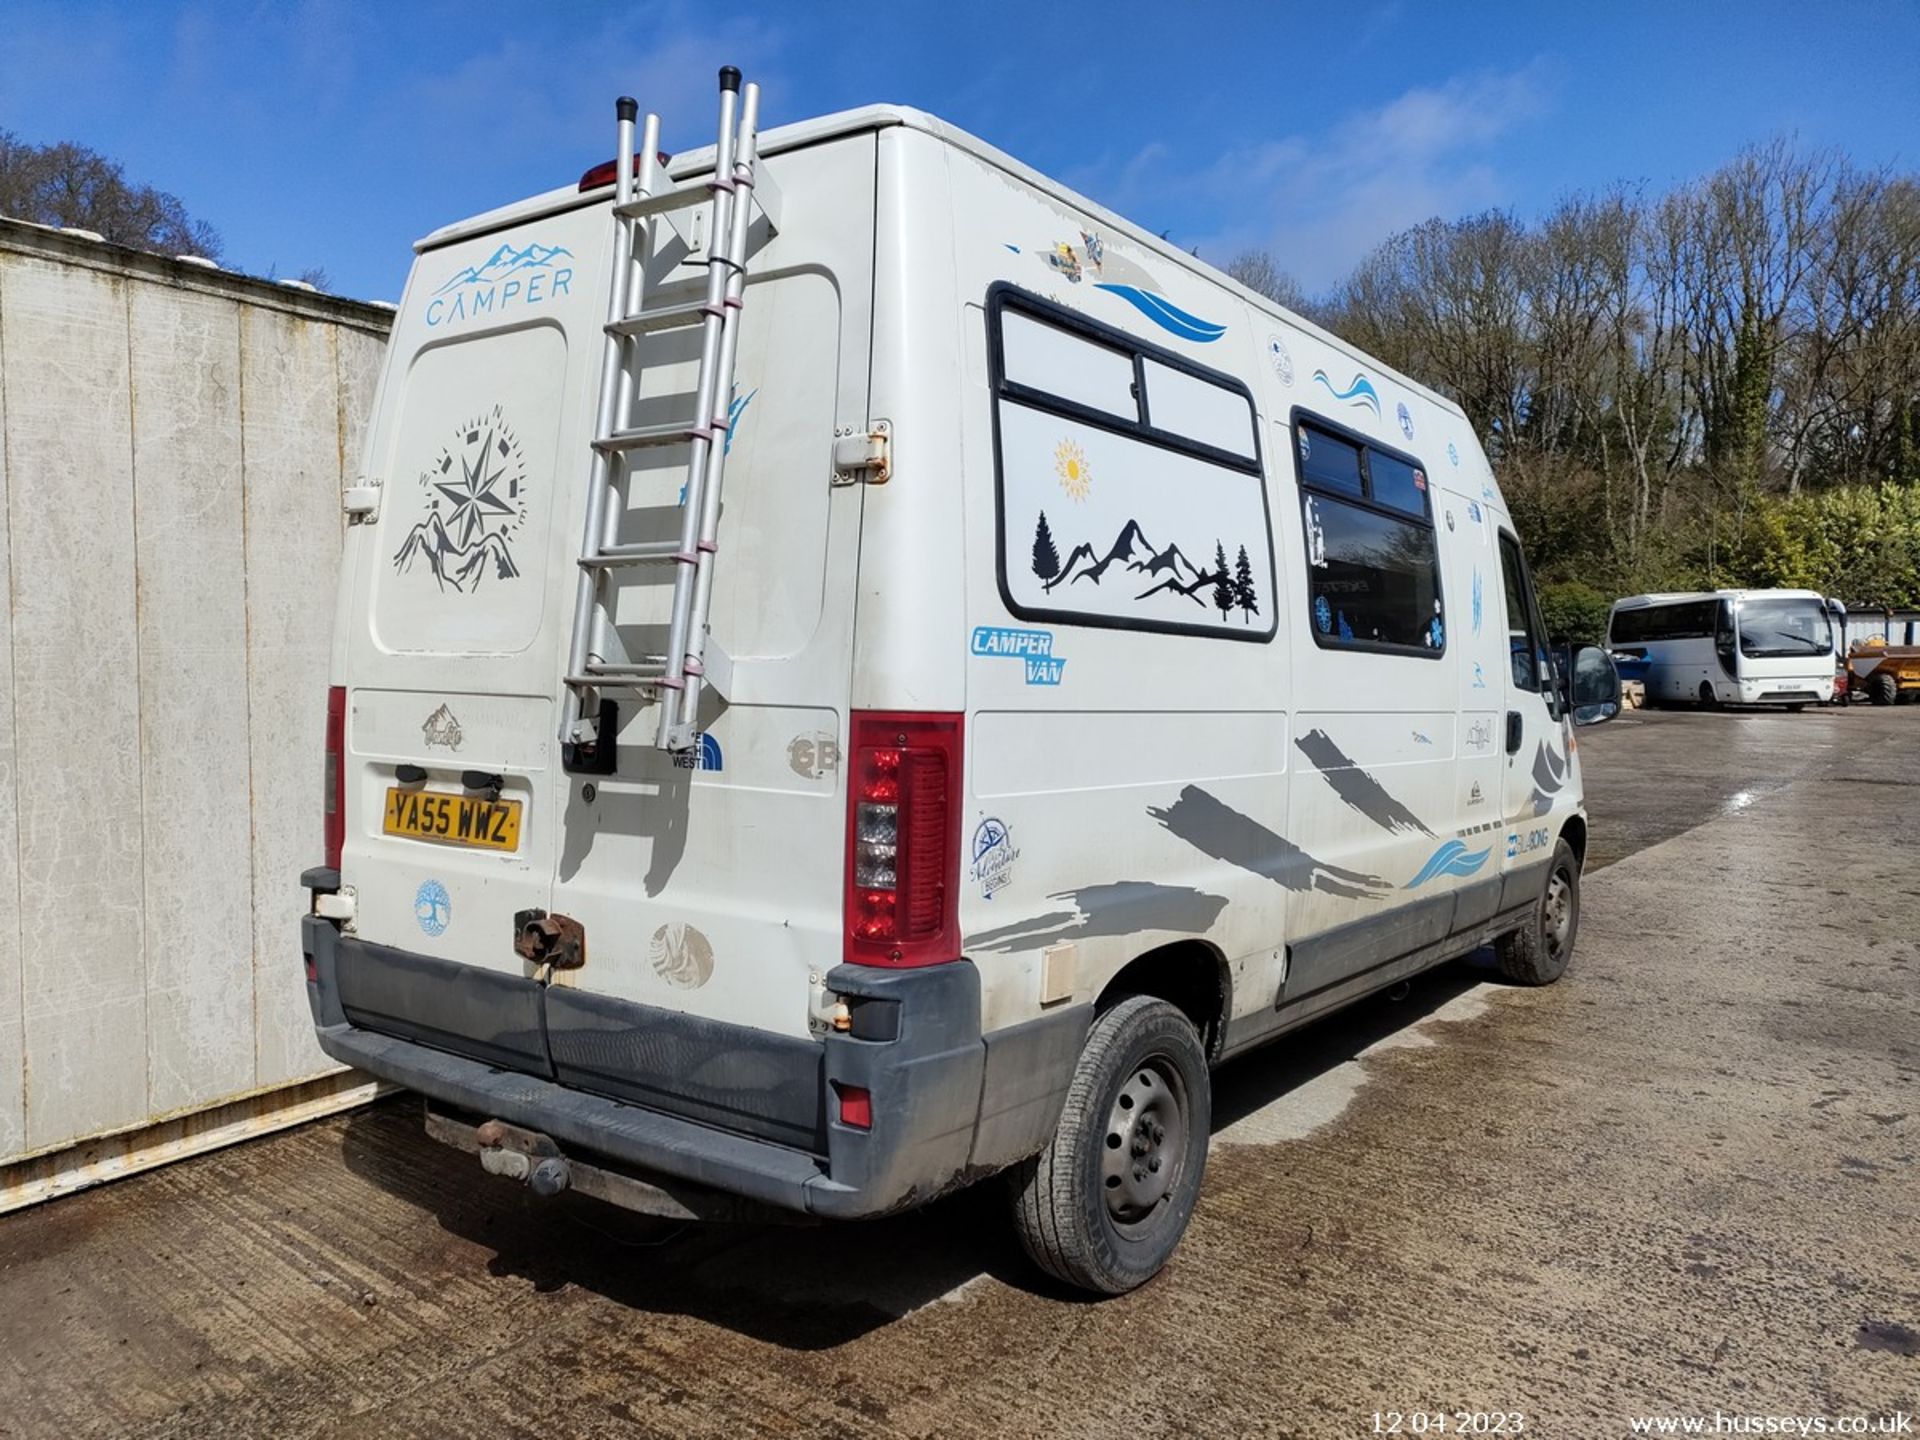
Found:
580,541 -> 686,570
594,421 -> 704,453
607,299 -> 712,338
612,180 -> 712,221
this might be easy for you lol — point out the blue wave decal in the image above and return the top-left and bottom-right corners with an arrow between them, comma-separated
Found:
1312,369 -> 1382,416
1406,839 -> 1491,889
1093,283 -> 1226,343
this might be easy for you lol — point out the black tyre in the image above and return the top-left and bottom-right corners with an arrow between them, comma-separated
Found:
1008,996 -> 1211,1295
1870,671 -> 1898,706
1494,838 -> 1580,986
1699,681 -> 1718,708
1786,703 -> 1806,713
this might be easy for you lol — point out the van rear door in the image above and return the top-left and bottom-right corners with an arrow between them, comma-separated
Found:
336,203 -> 608,1071
537,134 -> 875,1151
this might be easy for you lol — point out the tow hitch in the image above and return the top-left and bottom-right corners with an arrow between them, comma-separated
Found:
513,909 -> 586,970
473,1117 -> 572,1197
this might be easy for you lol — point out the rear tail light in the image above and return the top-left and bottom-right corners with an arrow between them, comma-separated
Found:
844,711 -> 962,967
323,686 -> 346,871
577,151 -> 675,192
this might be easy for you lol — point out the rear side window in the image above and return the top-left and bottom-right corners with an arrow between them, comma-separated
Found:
1294,418 -> 1444,654
989,285 -> 1275,641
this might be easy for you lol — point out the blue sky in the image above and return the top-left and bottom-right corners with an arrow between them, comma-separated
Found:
4,1 -> 1917,302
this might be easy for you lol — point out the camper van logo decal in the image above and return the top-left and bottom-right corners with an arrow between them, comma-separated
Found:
1397,402 -> 1414,440
1465,716 -> 1494,754
414,879 -> 451,937
1267,334 -> 1294,386
1527,737 -> 1568,816
1472,662 -> 1488,689
1053,442 -> 1092,502
671,732 -> 723,772
972,626 -> 1065,685
1471,569 -> 1484,635
392,406 -> 530,591
1448,441 -> 1461,467
1467,500 -> 1482,524
421,704 -> 464,751
970,818 -> 1020,899
1468,780 -> 1485,806
1406,839 -> 1491,888
426,242 -> 573,328
1016,230 -> 1226,342
648,922 -> 715,989
1312,370 -> 1382,418
1314,597 -> 1332,634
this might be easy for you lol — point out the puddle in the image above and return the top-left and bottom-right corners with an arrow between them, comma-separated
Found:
1214,985 -> 1494,1148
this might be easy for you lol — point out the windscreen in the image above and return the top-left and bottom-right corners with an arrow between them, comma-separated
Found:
1737,598 -> 1832,658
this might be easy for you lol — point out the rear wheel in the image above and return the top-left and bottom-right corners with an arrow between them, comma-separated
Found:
1495,838 -> 1580,986
1870,671 -> 1898,706
1008,995 -> 1211,1295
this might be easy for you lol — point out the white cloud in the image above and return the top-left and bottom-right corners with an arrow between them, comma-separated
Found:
1077,61 -> 1553,293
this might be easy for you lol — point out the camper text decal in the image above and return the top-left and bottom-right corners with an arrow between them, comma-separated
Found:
972,626 -> 1066,685
426,241 -> 573,328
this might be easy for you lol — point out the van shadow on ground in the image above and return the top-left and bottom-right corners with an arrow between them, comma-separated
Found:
338,958 -> 1495,1350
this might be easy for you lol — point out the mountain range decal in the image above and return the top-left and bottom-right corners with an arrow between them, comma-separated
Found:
434,242 -> 575,295
1031,512 -> 1257,621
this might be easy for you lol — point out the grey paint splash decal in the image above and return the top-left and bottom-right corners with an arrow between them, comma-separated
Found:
966,881 -> 1229,954
1295,728 -> 1434,837
1529,737 -> 1569,816
1147,785 -> 1391,902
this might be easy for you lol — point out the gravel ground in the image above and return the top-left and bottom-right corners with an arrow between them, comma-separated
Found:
2,703 -> 1915,1439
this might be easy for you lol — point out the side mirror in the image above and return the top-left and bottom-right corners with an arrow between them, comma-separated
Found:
1568,643 -> 1621,726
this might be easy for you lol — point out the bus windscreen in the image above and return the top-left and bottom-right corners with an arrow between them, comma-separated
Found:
1737,598 -> 1832,658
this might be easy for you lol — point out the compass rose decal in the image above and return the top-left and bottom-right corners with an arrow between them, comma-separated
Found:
392,404 -> 530,591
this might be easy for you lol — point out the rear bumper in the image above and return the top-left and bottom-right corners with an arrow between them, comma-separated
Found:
301,914 -> 1085,1219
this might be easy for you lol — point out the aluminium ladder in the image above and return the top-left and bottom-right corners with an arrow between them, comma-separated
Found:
560,66 -> 780,763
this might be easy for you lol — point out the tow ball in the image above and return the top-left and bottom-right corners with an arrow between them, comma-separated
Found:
474,1118 -> 572,1198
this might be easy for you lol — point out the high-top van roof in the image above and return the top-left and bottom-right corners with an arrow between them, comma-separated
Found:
414,103 -> 1468,426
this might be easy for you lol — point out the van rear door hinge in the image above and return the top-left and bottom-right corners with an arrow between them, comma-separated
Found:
343,476 -> 384,522
831,421 -> 891,486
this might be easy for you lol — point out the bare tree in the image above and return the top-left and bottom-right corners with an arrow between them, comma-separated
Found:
0,130 -> 221,260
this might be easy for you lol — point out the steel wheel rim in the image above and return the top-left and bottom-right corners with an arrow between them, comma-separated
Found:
1101,1055 -> 1188,1230
1543,867 -> 1574,962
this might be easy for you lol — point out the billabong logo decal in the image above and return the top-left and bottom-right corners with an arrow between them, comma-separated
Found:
392,406 -> 529,591
1313,370 -> 1382,417
1406,839 -> 1491,888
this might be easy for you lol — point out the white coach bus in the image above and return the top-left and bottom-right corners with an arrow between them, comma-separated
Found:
302,70 -> 1620,1294
1607,589 -> 1835,710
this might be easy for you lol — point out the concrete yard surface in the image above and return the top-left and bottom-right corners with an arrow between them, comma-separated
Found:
1,705 -> 1916,1438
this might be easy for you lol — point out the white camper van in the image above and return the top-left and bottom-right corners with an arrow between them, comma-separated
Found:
304,71 -> 1621,1294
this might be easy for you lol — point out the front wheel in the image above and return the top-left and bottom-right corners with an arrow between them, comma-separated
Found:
1698,681 -> 1719,708
1495,838 -> 1581,986
1008,995 -> 1211,1295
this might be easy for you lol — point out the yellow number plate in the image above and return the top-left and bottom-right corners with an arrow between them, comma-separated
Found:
382,788 -> 522,851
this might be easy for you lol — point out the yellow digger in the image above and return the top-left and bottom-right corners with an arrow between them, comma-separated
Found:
1848,636 -> 1920,705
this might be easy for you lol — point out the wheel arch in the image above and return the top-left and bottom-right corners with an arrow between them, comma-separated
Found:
1094,939 -> 1232,1064
1557,812 -> 1589,871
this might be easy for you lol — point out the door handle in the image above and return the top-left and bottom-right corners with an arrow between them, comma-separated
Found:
1506,711 -> 1524,755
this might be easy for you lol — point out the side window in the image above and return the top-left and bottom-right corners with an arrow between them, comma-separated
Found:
989,286 -> 1275,641
1296,419 -> 1444,654
1498,532 -> 1544,692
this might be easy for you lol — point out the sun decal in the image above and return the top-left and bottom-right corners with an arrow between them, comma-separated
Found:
1054,439 -> 1092,502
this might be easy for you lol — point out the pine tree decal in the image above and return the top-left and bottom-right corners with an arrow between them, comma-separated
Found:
1032,511 -> 1061,581
1233,544 -> 1259,624
1211,541 -> 1234,621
